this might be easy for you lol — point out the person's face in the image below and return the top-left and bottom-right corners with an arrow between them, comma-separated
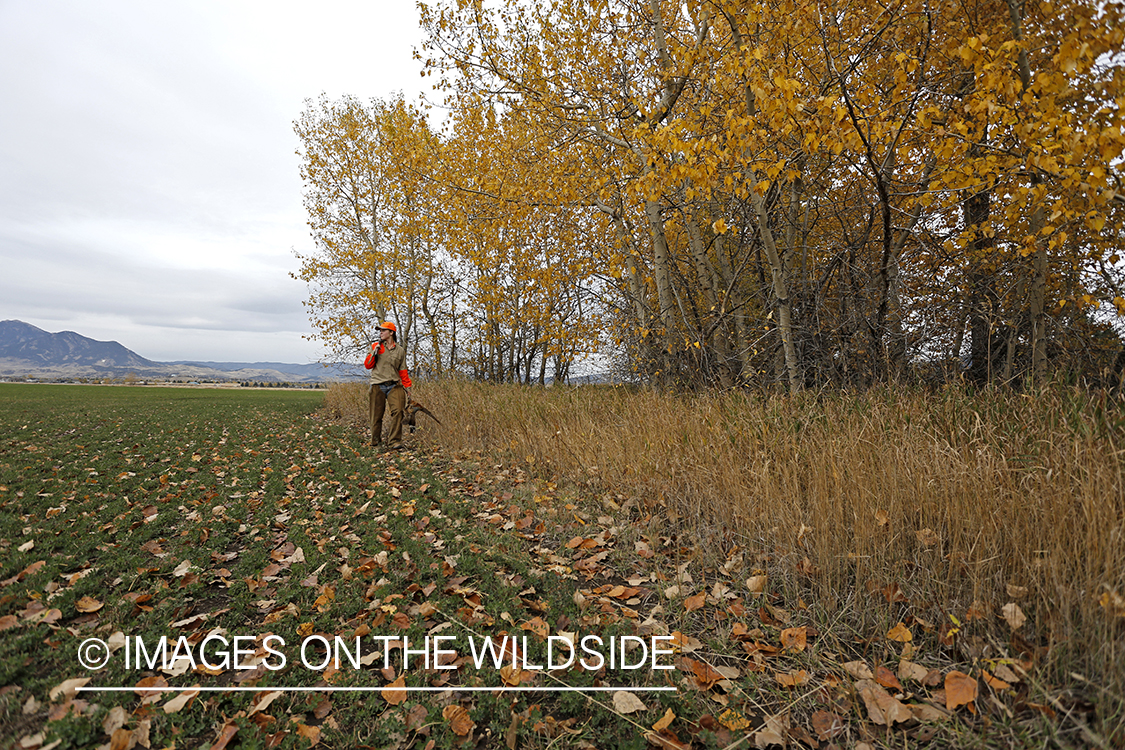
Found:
379,328 -> 393,343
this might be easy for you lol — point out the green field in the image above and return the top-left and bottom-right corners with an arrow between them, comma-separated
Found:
2,383 -> 1121,749
0,385 -> 687,749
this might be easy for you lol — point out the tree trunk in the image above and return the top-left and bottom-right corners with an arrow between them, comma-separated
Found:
1005,0 -> 1048,382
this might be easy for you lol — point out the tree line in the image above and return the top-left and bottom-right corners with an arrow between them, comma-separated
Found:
293,0 -> 1125,389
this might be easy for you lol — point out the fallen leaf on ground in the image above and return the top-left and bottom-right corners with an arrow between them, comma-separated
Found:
983,670 -> 1012,691
101,706 -> 127,736
382,675 -> 407,705
754,714 -> 789,748
886,622 -> 912,642
844,661 -> 873,680
945,671 -> 978,711
75,596 -> 102,613
685,658 -> 724,689
811,710 -> 845,740
612,691 -> 647,714
48,678 -> 89,702
162,686 -> 200,714
875,665 -> 902,690
776,669 -> 809,687
669,631 -> 702,653
684,592 -> 706,611
294,723 -> 320,746
780,626 -> 806,652
856,679 -> 912,725
1001,602 -> 1026,630
652,708 -> 675,732
993,663 -> 1021,683
443,705 -> 475,737
249,690 -> 282,715
898,659 -> 929,682
210,721 -> 239,750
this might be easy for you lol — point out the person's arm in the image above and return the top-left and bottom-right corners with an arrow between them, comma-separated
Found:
364,342 -> 381,370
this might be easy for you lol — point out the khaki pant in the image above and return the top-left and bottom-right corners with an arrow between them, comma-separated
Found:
368,383 -> 406,445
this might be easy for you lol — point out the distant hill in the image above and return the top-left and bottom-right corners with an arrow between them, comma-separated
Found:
0,320 -> 359,383
0,319 -> 156,369
165,360 -> 363,380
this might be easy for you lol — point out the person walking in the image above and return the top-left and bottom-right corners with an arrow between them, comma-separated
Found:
364,321 -> 412,449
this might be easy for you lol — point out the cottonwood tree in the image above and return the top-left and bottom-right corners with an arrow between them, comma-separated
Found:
293,94 -> 453,373
298,0 -> 1124,388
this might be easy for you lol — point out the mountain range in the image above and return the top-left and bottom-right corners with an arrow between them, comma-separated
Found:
0,320 -> 362,383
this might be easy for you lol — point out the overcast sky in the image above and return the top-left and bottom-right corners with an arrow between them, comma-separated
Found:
0,1 -> 430,363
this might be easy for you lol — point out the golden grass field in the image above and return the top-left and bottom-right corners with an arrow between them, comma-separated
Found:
328,379 -> 1125,707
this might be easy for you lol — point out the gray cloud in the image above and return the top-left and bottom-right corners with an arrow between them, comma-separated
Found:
0,0 -> 425,363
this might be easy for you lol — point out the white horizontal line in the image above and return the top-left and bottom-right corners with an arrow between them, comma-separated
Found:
78,686 -> 677,693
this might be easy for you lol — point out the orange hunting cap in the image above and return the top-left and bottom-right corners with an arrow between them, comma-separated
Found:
378,321 -> 397,333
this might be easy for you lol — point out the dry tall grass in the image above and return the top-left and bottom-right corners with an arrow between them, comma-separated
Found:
327,379 -> 1125,703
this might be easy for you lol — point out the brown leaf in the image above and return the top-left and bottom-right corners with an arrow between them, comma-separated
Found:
133,675 -> 169,703
382,675 -> 408,705
162,686 -> 200,714
443,704 -> 475,737
983,670 -> 1012,691
210,721 -> 239,750
249,690 -> 282,715
499,664 -> 531,687
886,622 -> 913,642
48,678 -> 89,702
652,708 -> 676,732
855,679 -> 912,725
753,714 -> 789,748
881,582 -> 908,603
294,723 -> 321,746
775,669 -> 809,688
75,596 -> 103,613
612,690 -> 647,714
520,616 -> 549,639
17,560 -> 47,581
684,592 -> 706,611
875,665 -> 902,691
780,626 -> 806,652
811,710 -> 845,740
0,615 -> 18,631
1001,602 -> 1027,630
898,659 -> 930,682
746,574 -> 768,594
944,671 -> 978,711
844,660 -> 873,680
686,658 -> 724,689
645,731 -> 691,750
108,727 -> 133,750
669,630 -> 702,653
993,663 -> 1021,684
102,705 -> 127,736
